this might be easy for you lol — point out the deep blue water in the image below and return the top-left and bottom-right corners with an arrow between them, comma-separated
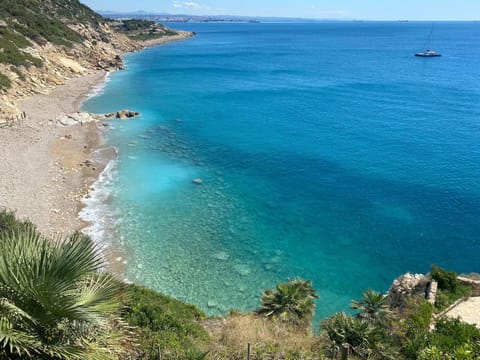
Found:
83,22 -> 480,322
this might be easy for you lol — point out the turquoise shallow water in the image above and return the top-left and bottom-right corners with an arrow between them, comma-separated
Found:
83,22 -> 480,322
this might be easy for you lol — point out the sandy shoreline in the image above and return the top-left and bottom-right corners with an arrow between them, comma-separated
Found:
0,32 -> 193,241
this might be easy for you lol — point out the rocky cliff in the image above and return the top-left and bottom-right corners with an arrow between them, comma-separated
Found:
0,0 -> 192,123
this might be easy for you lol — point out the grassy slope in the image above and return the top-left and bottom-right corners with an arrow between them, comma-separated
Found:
120,284 -> 210,359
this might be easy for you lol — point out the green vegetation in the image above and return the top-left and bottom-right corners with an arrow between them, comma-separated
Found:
128,28 -> 179,41
431,265 -> 472,311
118,19 -> 156,32
398,298 -> 434,359
10,66 -> 26,81
0,0 -> 106,68
0,210 -> 125,359
256,278 -> 319,328
321,312 -> 397,360
398,299 -> 480,360
119,284 -> 209,359
1,2 -> 79,46
0,28 -> 31,48
0,73 -> 11,90
429,318 -> 480,355
351,289 -> 392,325
0,27 -> 42,67
0,38 -> 42,67
110,19 -> 179,41
1,211 -> 478,359
0,0 -> 108,68
431,264 -> 459,292
0,209 -> 35,234
48,0 -> 103,25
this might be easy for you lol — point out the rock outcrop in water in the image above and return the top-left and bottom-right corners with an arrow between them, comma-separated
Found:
113,109 -> 140,119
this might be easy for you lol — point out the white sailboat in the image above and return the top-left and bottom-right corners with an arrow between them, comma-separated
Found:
415,23 -> 441,57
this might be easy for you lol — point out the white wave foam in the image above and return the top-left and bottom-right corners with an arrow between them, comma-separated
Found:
79,151 -> 119,251
84,72 -> 111,102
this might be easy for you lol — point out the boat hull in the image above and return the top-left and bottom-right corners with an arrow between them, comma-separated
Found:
415,52 -> 441,57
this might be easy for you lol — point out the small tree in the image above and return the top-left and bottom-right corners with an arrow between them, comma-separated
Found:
398,298 -> 433,359
431,264 -> 458,292
351,289 -> 392,325
256,278 -> 319,328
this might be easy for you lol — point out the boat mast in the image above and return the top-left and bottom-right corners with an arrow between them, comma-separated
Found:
423,22 -> 435,50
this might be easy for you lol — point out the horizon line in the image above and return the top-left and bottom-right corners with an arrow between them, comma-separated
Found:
94,10 -> 480,22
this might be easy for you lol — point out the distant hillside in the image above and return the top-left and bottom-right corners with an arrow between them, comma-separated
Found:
98,10 -> 324,23
0,0 -> 190,123
0,0 -> 103,47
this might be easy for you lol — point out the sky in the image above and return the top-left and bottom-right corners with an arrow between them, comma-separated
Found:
80,0 -> 480,20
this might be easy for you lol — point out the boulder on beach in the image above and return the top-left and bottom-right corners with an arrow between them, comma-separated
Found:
55,112 -> 97,126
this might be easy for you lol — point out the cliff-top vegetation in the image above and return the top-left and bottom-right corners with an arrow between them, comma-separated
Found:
0,209 -> 479,360
108,19 -> 179,41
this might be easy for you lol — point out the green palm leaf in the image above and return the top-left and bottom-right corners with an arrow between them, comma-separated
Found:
0,226 -> 124,359
256,278 -> 319,328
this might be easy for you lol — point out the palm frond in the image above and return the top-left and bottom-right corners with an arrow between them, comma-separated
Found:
0,225 -> 123,359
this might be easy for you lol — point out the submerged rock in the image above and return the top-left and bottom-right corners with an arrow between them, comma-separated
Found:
212,252 -> 230,261
207,300 -> 218,308
192,178 -> 203,185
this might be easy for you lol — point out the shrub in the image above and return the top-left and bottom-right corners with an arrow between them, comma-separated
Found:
0,0 -> 91,47
430,318 -> 480,353
434,286 -> 472,311
0,36 -> 42,66
120,284 -> 209,359
399,298 -> 434,359
119,19 -> 156,32
0,209 -> 36,233
431,264 -> 459,292
0,73 -> 11,90
431,265 -> 472,311
10,65 -> 26,81
0,27 -> 32,48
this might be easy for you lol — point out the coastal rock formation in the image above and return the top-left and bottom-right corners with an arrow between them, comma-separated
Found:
114,109 -> 140,119
55,110 -> 141,126
55,112 -> 99,126
387,272 -> 430,308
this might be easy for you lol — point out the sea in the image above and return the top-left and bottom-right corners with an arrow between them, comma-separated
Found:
82,22 -> 480,322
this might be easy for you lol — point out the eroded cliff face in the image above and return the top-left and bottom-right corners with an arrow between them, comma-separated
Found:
0,20 -> 144,123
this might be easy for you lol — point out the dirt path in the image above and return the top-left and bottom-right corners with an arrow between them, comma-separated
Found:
444,297 -> 480,328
